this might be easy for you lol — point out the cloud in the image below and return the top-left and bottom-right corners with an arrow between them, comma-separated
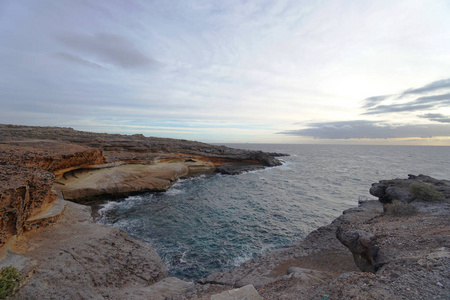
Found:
362,95 -> 391,108
420,113 -> 450,123
414,92 -> 450,104
56,33 -> 153,68
364,103 -> 439,115
361,78 -> 450,115
278,120 -> 450,139
364,92 -> 450,115
400,78 -> 450,97
55,52 -> 105,69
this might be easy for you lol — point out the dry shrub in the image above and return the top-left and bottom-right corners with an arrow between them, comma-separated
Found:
409,183 -> 444,202
385,200 -> 418,216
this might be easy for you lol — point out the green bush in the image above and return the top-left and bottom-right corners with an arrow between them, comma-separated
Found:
409,183 -> 445,202
0,266 -> 21,299
385,200 -> 418,216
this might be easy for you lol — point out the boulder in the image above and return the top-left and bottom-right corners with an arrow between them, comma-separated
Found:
336,228 -> 379,273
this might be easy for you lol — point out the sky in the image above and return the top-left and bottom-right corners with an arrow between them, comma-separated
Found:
1,0 -> 450,145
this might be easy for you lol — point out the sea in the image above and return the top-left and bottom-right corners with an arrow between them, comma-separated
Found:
94,144 -> 450,280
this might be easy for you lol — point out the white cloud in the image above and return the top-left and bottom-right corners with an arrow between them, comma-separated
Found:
1,0 -> 450,144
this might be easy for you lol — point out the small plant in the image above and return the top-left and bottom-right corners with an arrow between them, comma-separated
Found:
385,200 -> 418,216
409,183 -> 445,202
0,266 -> 21,299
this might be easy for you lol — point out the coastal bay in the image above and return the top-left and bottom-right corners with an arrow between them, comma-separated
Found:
1,125 -> 449,299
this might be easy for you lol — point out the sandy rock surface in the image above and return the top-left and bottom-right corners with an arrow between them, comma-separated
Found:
56,162 -> 190,201
10,200 -> 169,300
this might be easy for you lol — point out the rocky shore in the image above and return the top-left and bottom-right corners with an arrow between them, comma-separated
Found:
0,124 -> 282,248
1,125 -> 449,299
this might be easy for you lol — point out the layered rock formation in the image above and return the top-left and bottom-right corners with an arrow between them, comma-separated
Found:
6,175 -> 448,299
0,124 -> 284,299
1,124 -> 449,299
0,124 -> 283,250
0,165 -> 56,246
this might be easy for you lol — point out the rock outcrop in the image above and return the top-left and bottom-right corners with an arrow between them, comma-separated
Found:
327,175 -> 450,299
0,124 -> 282,171
336,228 -> 379,273
191,176 -> 449,299
9,200 -> 169,299
0,124 -> 283,299
0,124 -> 283,248
193,200 -> 380,299
7,175 -> 448,299
2,124 -> 448,299
369,174 -> 450,204
57,162 -> 191,201
0,165 -> 56,246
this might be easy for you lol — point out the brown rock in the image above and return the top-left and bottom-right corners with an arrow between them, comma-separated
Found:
336,228 -> 379,272
11,200 -> 168,299
56,163 -> 190,201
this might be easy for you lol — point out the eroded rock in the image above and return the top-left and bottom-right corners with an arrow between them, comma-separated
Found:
370,174 -> 450,204
336,228 -> 379,272
10,201 -> 168,299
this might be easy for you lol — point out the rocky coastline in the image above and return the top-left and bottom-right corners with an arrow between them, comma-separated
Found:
1,125 -> 449,299
0,124 -> 283,248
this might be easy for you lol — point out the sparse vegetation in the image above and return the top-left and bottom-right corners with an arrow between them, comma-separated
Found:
385,200 -> 418,216
409,183 -> 445,202
0,266 -> 21,299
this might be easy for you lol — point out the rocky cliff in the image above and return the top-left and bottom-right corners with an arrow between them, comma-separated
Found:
1,124 -> 448,299
0,124 -> 282,249
6,174 -> 448,299
192,175 -> 449,299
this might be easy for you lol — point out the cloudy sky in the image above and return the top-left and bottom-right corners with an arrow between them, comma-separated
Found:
1,0 -> 450,144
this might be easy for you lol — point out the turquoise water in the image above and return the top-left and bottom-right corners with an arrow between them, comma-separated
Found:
95,144 -> 450,280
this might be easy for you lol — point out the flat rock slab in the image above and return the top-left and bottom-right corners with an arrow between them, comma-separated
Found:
8,200 -> 168,299
56,162 -> 190,200
112,277 -> 195,300
211,284 -> 262,300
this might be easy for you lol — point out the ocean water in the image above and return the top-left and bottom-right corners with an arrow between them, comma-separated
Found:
95,144 -> 450,280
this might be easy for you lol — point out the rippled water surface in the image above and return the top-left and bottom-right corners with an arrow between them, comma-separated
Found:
95,144 -> 450,279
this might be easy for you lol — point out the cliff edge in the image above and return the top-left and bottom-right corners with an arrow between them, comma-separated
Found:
1,124 -> 448,299
0,124 -> 283,249
192,175 -> 449,299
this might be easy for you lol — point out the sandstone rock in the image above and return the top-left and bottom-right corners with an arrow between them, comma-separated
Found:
24,192 -> 67,231
211,284 -> 262,300
182,158 -> 215,176
10,200 -> 168,299
0,165 -> 56,248
1,125 -> 283,244
0,124 -> 283,168
56,163 -> 190,201
106,277 -> 195,300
